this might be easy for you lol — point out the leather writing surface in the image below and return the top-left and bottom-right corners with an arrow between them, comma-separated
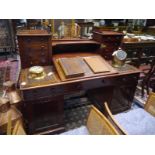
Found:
58,57 -> 84,78
84,56 -> 110,73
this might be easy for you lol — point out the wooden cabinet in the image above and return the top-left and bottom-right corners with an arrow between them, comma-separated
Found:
23,95 -> 64,134
87,73 -> 139,114
17,30 -> 52,69
109,74 -> 139,114
93,31 -> 124,60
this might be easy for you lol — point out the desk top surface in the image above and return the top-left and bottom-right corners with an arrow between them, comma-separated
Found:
19,53 -> 140,90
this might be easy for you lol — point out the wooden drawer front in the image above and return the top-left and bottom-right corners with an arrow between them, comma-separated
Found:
22,37 -> 49,45
112,74 -> 139,85
24,41 -> 49,48
93,33 -> 123,43
23,43 -> 49,53
22,46 -> 49,67
24,46 -> 49,58
102,36 -> 122,42
63,83 -> 83,94
23,86 -> 64,101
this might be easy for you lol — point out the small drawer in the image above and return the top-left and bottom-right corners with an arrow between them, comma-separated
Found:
102,36 -> 122,42
112,75 -> 139,85
64,83 -> 83,94
23,86 -> 64,101
23,36 -> 49,42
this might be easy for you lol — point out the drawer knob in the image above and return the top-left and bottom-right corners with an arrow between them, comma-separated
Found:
41,59 -> 46,63
27,38 -> 31,42
41,52 -> 45,56
122,78 -> 127,82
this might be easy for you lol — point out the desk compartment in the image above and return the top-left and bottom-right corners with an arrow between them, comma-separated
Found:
23,86 -> 64,101
87,73 -> 139,114
23,95 -> 64,134
63,83 -> 83,94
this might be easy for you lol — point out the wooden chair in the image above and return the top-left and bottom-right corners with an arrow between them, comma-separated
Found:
61,105 -> 119,135
87,105 -> 119,135
144,92 -> 155,116
104,102 -> 127,135
141,59 -> 155,97
6,114 -> 26,135
103,93 -> 155,135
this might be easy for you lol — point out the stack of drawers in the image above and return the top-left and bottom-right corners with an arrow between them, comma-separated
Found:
17,30 -> 52,69
93,31 -> 124,60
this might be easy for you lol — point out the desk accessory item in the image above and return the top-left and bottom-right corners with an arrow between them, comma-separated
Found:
28,66 -> 46,80
58,57 -> 84,78
20,66 -> 58,89
112,48 -> 127,68
84,56 -> 110,73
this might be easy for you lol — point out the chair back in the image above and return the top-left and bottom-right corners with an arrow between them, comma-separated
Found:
103,102 -> 127,135
86,105 -> 119,135
145,92 -> 155,117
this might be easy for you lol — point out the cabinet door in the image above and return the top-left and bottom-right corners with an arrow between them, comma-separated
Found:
110,74 -> 139,114
23,96 -> 64,134
110,85 -> 136,114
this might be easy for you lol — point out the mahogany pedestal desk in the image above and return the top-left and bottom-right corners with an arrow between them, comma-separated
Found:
19,52 -> 140,135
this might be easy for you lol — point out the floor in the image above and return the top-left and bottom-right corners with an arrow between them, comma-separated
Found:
64,95 -> 92,131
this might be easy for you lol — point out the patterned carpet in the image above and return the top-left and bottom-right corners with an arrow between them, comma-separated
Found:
64,96 -> 92,131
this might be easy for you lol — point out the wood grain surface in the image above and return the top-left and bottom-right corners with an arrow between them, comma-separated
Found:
84,56 -> 110,73
58,57 -> 84,78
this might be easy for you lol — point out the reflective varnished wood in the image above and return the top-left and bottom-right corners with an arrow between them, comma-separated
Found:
17,30 -> 52,69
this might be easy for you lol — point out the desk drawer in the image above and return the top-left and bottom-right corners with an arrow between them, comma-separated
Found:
111,74 -> 139,85
102,36 -> 123,42
22,37 -> 49,45
23,86 -> 64,101
63,83 -> 83,94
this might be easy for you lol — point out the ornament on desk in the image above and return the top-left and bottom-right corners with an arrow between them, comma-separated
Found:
112,48 -> 127,68
58,21 -> 67,39
28,66 -> 46,80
